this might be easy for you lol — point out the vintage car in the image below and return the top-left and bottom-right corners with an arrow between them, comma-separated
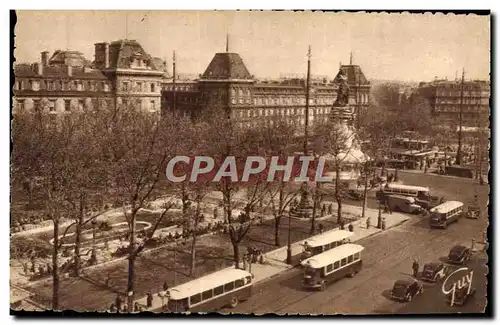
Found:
445,286 -> 476,307
391,279 -> 424,302
420,262 -> 447,282
466,205 -> 481,219
448,245 -> 472,265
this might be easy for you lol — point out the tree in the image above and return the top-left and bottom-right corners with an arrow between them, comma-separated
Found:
101,107 -> 184,312
313,117 -> 361,224
255,120 -> 299,246
12,111 -> 82,309
202,110 -> 270,267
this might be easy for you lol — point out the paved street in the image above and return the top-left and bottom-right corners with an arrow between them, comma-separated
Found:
220,213 -> 488,314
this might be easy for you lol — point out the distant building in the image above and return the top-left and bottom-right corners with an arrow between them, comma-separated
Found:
161,51 -> 371,131
416,79 -> 490,127
13,39 -> 168,115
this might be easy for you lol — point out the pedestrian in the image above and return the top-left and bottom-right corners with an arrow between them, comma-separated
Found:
22,262 -> 28,275
30,258 -> 36,274
146,291 -> 153,308
122,303 -> 128,313
46,263 -> 52,276
348,223 -> 354,232
318,223 -> 324,234
412,259 -> 419,277
134,302 -> 140,312
115,294 -> 122,311
163,281 -> 169,292
366,217 -> 371,229
109,303 -> 117,313
340,219 -> 345,230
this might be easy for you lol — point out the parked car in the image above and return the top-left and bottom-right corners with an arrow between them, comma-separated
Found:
466,205 -> 481,219
391,279 -> 424,302
448,245 -> 472,265
420,262 -> 447,282
445,286 -> 476,307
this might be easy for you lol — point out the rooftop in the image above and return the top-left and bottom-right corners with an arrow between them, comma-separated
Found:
200,52 -> 253,80
333,65 -> 370,86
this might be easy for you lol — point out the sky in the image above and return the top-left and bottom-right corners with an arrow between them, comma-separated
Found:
14,11 -> 490,82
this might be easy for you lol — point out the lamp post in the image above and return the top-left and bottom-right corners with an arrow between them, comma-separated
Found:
91,219 -> 97,251
286,203 -> 296,265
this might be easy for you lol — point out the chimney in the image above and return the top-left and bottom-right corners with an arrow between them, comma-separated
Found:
67,65 -> 72,77
32,62 -> 43,75
94,42 -> 110,69
41,51 -> 49,66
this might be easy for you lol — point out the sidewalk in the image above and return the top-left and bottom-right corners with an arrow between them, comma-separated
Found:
136,207 -> 410,311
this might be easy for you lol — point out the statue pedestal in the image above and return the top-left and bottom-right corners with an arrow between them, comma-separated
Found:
290,186 -> 314,219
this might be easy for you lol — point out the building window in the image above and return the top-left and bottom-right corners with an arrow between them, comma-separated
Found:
17,99 -> 25,111
65,100 -> 71,111
136,82 -> 142,92
151,83 -> 156,92
78,99 -> 84,110
151,100 -> 155,110
122,82 -> 129,92
33,99 -> 40,112
49,100 -> 55,112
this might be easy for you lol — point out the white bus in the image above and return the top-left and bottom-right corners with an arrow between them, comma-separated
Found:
301,243 -> 364,290
376,183 -> 439,209
429,201 -> 464,229
300,230 -> 353,261
166,268 -> 253,312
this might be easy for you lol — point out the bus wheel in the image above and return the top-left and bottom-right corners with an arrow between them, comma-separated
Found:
229,297 -> 239,308
349,271 -> 356,278
406,294 -> 412,302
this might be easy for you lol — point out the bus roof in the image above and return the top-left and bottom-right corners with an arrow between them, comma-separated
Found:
301,243 -> 364,269
303,230 -> 353,248
386,183 -> 429,192
430,201 -> 464,214
167,268 -> 252,300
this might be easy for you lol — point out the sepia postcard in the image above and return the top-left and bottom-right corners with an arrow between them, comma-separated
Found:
10,10 -> 490,315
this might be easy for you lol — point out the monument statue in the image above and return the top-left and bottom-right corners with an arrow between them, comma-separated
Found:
334,71 -> 350,106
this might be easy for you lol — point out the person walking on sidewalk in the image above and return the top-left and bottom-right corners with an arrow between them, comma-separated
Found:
115,294 -> 122,311
163,281 -> 169,292
146,290 -> 153,309
412,259 -> 419,278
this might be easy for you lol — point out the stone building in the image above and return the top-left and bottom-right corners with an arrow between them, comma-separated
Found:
161,50 -> 371,131
13,39 -> 168,115
416,79 -> 490,127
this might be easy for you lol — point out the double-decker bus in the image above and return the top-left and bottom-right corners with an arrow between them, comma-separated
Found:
300,230 -> 353,261
166,268 -> 253,312
301,243 -> 364,290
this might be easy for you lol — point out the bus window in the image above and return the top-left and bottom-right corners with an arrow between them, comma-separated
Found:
190,294 -> 202,305
214,285 -> 224,296
224,282 -> 235,292
235,279 -> 245,288
354,252 -> 360,261
347,255 -> 353,263
168,298 -> 188,312
334,261 -> 340,269
327,264 -> 333,273
245,276 -> 252,283
341,258 -> 347,266
202,290 -> 213,301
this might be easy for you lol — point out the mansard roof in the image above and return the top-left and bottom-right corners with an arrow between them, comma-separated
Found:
333,65 -> 370,86
108,39 -> 162,71
48,50 -> 92,67
200,52 -> 253,80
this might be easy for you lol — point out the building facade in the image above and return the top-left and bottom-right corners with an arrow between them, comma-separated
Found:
13,39 -> 168,115
161,51 -> 371,131
417,79 -> 490,127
